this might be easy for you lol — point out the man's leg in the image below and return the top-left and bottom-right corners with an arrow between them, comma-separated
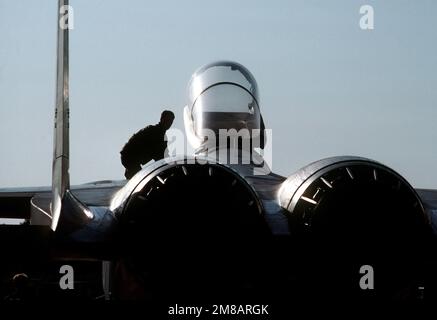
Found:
124,164 -> 142,179
121,154 -> 142,179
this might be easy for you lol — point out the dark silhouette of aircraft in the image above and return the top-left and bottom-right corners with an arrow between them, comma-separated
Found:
0,0 -> 436,302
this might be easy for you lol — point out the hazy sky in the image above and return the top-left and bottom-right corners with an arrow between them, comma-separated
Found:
1,0 -> 436,189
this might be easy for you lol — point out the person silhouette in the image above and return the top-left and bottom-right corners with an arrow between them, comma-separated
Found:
120,110 -> 175,179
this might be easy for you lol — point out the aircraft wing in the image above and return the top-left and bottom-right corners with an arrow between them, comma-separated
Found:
0,180 -> 125,223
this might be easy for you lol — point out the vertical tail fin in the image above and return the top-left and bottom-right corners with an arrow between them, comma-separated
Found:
51,0 -> 92,231
51,0 -> 70,231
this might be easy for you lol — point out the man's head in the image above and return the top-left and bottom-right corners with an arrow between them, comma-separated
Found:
159,110 -> 175,130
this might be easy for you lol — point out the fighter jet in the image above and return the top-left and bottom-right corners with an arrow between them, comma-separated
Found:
0,0 -> 436,302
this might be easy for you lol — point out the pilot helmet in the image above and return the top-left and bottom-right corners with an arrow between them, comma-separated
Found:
184,61 -> 265,153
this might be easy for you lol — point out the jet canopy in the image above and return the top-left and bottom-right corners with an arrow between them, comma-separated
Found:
185,61 -> 262,148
